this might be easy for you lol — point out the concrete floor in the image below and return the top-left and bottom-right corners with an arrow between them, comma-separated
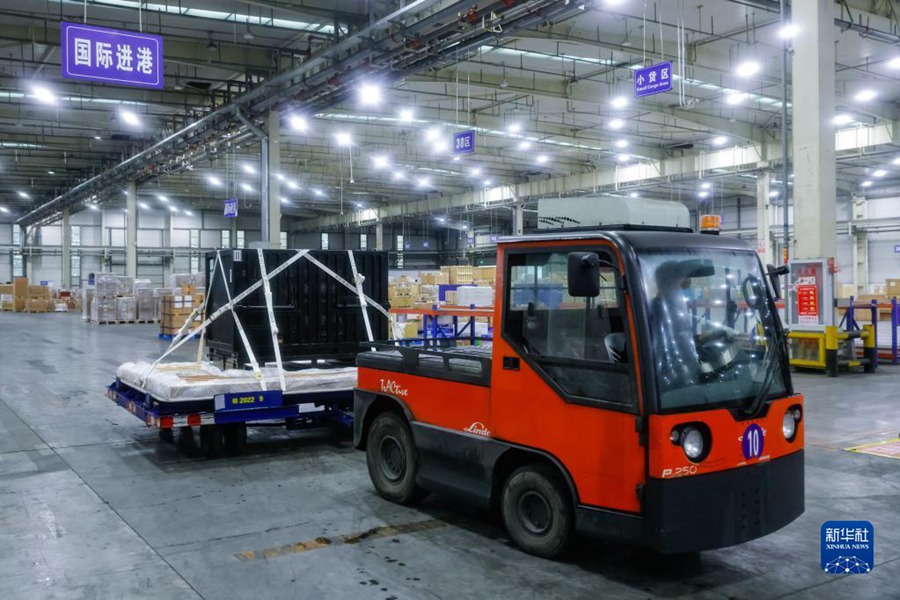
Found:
1,312 -> 898,600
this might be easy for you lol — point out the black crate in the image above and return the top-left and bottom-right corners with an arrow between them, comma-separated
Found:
205,249 -> 389,366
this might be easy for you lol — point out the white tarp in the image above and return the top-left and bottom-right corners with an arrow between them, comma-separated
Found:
118,361 -> 357,403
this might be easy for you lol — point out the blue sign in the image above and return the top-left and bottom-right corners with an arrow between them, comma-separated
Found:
224,198 -> 238,218
821,521 -> 874,574
634,61 -> 672,98
894,244 -> 900,254
454,129 -> 476,155
61,22 -> 163,89
741,423 -> 765,460
214,390 -> 283,412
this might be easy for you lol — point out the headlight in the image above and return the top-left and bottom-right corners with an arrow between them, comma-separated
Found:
782,411 -> 796,440
682,427 -> 704,460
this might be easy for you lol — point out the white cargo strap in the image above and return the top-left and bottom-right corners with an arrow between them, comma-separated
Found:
302,253 -> 391,319
347,250 -> 375,350
216,251 -> 266,388
141,249 -> 310,385
257,249 -> 287,392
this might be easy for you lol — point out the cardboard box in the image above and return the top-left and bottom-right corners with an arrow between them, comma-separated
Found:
886,279 -> 900,298
441,266 -> 473,285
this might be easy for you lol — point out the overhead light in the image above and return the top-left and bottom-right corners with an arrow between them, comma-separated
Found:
335,132 -> 352,147
779,24 -> 799,39
609,118 -> 625,130
184,210 -> 194,216
88,204 -> 100,211
392,171 -> 406,181
518,140 -> 532,150
855,89 -> 877,102
94,135 -> 102,140
241,163 -> 256,175
399,108 -> 415,123
354,202 -> 363,208
279,196 -> 291,204
30,84 -> 57,105
286,180 -> 299,190
629,191 -> 639,198
436,216 -> 446,223
769,190 -> 779,198
698,191 -> 709,199
873,169 -> 887,178
452,156 -> 461,161
617,154 -> 630,162
712,135 -> 729,146
889,56 -> 900,69
0,206 -> 9,214
724,91 -> 747,105
417,177 -> 431,188
17,190 -> 29,199
615,139 -> 629,149
507,123 -> 522,134
470,167 -> 482,177
735,60 -> 761,78
242,26 -> 254,41
276,173 -> 286,182
139,202 -> 149,209
892,157 -> 900,166
425,127 -> 441,141
833,114 -> 854,126
157,194 -> 168,202
359,83 -> 381,106
433,140 -> 450,153
372,155 -> 389,169
119,109 -> 140,126
483,180 -> 492,187
168,205 -> 179,213
289,115 -> 308,132
861,181 -> 873,188
47,170 -> 55,175
536,155 -> 549,164
701,182 -> 711,190
206,32 -> 218,53
240,182 -> 252,192
207,175 -> 221,187
611,96 -> 628,109
313,188 -> 325,196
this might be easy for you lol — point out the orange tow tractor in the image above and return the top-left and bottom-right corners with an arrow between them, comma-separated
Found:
354,199 -> 803,558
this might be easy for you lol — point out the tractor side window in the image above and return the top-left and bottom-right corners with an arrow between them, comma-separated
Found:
504,250 -> 633,406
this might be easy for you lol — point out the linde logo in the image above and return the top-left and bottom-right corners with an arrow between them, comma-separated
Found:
379,379 -> 408,397
464,422 -> 491,437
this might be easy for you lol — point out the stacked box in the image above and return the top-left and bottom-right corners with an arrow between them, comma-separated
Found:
159,293 -> 205,336
1,278 -> 29,312
91,297 -> 118,322
473,266 -> 496,286
81,287 -> 95,321
116,276 -> 135,296
389,279 -> 419,308
170,272 -> 207,295
135,287 -> 156,321
0,283 -> 12,311
886,279 -> 900,298
116,297 -> 137,321
420,284 -> 439,303
419,271 -> 449,285
441,265 -> 473,285
25,285 -> 53,313
456,286 -> 494,307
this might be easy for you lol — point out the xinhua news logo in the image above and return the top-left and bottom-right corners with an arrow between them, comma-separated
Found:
820,521 -> 874,575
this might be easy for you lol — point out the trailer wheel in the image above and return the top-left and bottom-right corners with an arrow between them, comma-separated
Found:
501,464 -> 574,559
224,424 -> 248,456
366,412 -> 426,504
158,428 -> 175,443
200,424 -> 224,459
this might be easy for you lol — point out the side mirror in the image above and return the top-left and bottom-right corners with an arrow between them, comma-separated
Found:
767,263 -> 790,300
567,252 -> 601,297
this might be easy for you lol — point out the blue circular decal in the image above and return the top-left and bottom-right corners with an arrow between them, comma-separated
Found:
742,424 -> 764,460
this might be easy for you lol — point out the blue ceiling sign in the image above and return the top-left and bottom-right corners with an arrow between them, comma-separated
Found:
454,129 -> 476,155
61,22 -> 163,89
224,198 -> 238,218
634,61 -> 672,98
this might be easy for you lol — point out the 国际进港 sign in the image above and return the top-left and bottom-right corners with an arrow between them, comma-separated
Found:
61,22 -> 163,89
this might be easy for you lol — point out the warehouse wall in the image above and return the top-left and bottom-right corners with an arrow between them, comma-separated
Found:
0,223 -> 12,283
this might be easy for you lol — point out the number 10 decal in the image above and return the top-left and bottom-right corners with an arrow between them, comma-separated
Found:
741,424 -> 765,460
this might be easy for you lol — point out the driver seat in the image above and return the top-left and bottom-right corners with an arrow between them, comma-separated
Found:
605,333 -> 627,363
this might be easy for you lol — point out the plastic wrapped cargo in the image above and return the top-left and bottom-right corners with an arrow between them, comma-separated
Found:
135,288 -> 156,321
91,297 -> 117,322
456,286 -> 494,307
116,276 -> 134,296
81,287 -> 94,321
95,274 -> 118,297
116,297 -> 137,321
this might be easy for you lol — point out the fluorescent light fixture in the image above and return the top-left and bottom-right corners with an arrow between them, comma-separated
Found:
276,173 -> 286,182
452,156 -> 461,161
470,167 -> 482,177
120,109 -> 140,126
617,154 -> 630,162
735,60 -> 761,78
359,82 -> 381,106
335,131 -> 352,147
241,163 -> 256,174
17,190 -> 29,199
518,140 -> 532,150
861,180 -> 873,188
157,194 -> 168,202
855,89 -> 877,102
392,171 -> 406,181
207,175 -> 222,187
483,180 -> 492,186
698,191 -> 709,199
88,204 -> 99,211
724,91 -> 747,105
47,170 -> 55,175
425,127 -> 441,141
701,182 -> 711,190
372,155 -> 389,169
417,177 -> 431,188
892,157 -> 900,166
889,57 -> 900,69
0,206 -> 9,213
399,108 -> 414,123
313,188 -> 324,196
94,135 -> 102,140
436,216 -> 446,223
289,115 -> 308,132
873,169 -> 887,178
240,182 -> 252,192
184,210 -> 194,216
507,123 -> 522,134
769,190 -> 779,198
354,202 -> 363,208
615,139 -> 629,148
712,135 -> 729,146
139,202 -> 149,209
609,118 -> 625,130
611,96 -> 628,109
833,114 -> 854,126
168,205 -> 179,213
279,197 -> 290,204
30,84 -> 56,105
629,191 -> 639,198
286,180 -> 299,190
536,155 -> 549,164
779,24 -> 799,39
433,140 -> 450,153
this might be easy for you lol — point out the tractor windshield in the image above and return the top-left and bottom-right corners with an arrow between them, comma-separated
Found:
638,248 -> 788,412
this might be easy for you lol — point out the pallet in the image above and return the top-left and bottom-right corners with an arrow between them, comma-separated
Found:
92,319 -> 158,325
158,331 -> 200,341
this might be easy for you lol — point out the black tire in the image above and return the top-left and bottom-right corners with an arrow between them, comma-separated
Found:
224,424 -> 248,456
500,464 -> 574,559
365,412 -> 426,504
200,424 -> 224,459
158,428 -> 175,443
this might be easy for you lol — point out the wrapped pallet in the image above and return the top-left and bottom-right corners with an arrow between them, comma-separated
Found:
81,287 -> 95,321
91,296 -> 118,323
117,297 -> 137,322
135,287 -> 156,321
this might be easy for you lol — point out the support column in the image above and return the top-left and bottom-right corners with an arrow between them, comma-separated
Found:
126,181 -> 137,278
792,0 -> 836,260
512,203 -> 524,236
756,175 -> 772,266
22,225 -> 33,281
375,220 -> 384,251
61,208 -> 72,288
267,110 -> 281,247
851,194 -> 868,295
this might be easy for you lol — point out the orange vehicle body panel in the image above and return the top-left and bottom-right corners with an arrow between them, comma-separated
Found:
648,395 -> 804,479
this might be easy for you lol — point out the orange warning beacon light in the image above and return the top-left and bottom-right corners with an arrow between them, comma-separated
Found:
699,214 -> 722,234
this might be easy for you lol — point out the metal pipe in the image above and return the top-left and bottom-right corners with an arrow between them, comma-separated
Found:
780,0 -> 789,275
236,111 -> 270,242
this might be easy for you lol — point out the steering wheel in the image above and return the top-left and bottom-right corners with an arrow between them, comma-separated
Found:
695,326 -> 737,377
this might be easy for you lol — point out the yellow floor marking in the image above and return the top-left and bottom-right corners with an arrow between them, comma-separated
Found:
845,438 -> 900,460
235,519 -> 447,562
